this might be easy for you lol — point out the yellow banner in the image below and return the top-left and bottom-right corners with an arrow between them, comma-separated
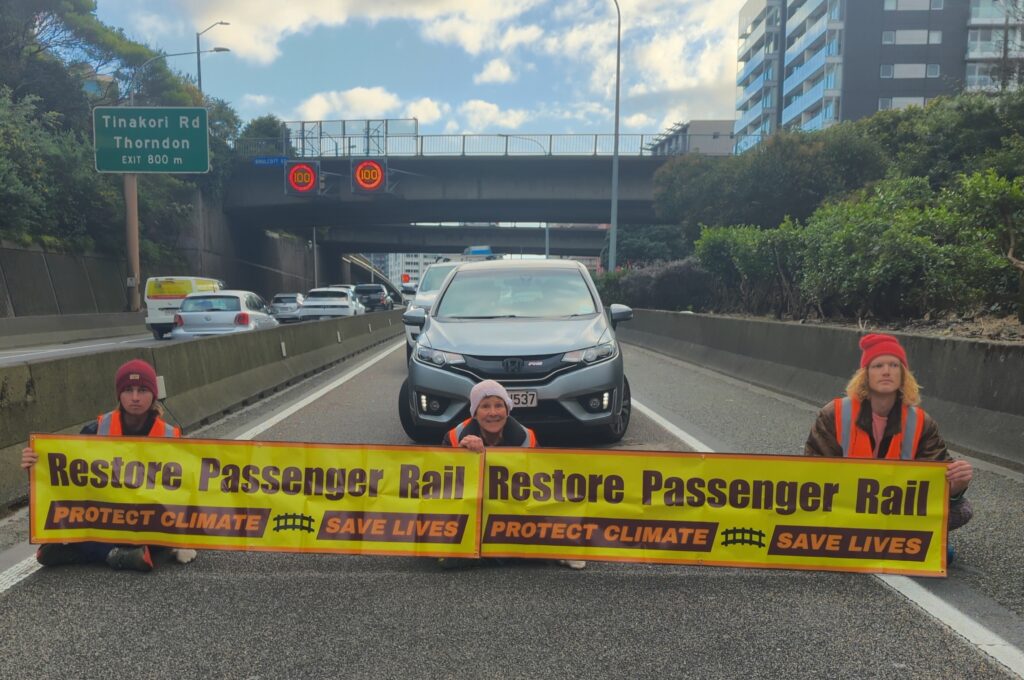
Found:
30,437 -> 951,575
481,449 -> 950,577
30,435 -> 483,558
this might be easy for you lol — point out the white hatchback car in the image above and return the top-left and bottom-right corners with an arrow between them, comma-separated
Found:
299,287 -> 360,320
170,290 -> 279,337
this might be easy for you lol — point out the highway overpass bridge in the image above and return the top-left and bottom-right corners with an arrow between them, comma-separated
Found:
224,132 -> 672,253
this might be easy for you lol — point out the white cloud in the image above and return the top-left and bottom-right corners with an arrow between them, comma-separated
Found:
458,100 -> 530,131
443,120 -> 461,134
404,97 -> 449,125
180,0 -> 548,63
295,86 -> 401,120
624,113 -> 655,129
474,59 -> 515,85
499,24 -> 543,52
133,12 -> 186,44
241,94 -> 273,108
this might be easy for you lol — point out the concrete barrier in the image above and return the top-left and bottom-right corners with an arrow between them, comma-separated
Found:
0,312 -> 147,350
0,310 -> 403,507
618,310 -> 1024,466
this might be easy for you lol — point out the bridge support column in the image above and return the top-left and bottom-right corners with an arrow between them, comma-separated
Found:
340,257 -> 352,285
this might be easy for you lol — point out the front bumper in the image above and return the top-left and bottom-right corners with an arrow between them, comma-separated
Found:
407,354 -> 624,430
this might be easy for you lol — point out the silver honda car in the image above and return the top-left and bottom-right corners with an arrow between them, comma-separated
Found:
399,259 -> 633,444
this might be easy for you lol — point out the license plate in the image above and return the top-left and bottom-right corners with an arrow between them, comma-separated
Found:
508,390 -> 537,408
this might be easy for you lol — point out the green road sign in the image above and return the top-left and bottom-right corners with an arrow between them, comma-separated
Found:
93,106 -> 209,173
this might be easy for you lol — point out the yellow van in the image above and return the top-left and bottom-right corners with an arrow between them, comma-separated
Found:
144,276 -> 224,339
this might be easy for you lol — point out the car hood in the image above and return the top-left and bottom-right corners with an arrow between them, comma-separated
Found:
423,315 -> 608,355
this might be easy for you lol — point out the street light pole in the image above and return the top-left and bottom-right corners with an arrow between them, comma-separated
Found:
121,48 -> 229,311
196,21 -> 229,94
609,0 -> 622,272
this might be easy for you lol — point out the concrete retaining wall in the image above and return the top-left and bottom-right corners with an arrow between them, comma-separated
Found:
0,310 -> 403,508
0,246 -> 127,318
618,311 -> 1024,466
0,313 -> 147,350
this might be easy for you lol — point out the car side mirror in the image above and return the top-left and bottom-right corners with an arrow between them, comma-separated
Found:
402,307 -> 427,327
609,304 -> 633,327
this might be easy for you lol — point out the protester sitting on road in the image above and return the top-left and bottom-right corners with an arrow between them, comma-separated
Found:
804,333 -> 974,541
21,359 -> 198,572
441,379 -> 585,570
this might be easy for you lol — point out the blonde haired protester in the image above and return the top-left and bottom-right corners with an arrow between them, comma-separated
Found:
441,380 -> 585,570
804,334 -> 974,561
21,359 -> 197,572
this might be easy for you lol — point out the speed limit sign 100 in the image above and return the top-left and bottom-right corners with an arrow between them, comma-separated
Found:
354,160 -> 385,191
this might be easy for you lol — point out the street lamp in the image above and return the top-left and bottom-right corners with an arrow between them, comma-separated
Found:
197,21 -> 230,94
608,0 -> 622,272
121,47 -> 229,311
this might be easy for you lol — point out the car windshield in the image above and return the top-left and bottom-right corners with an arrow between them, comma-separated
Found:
418,264 -> 457,293
307,290 -> 347,299
354,285 -> 382,294
273,295 -> 297,303
435,269 -> 597,319
180,296 -> 241,312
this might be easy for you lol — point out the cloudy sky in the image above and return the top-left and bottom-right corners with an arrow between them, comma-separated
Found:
96,0 -> 744,134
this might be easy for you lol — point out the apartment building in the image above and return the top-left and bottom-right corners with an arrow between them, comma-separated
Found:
735,0 -> 787,152
737,0 -> 1000,149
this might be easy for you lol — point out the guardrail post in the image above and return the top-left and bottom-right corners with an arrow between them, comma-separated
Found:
504,135 -> 509,156
548,134 -> 553,156
593,135 -> 598,156
461,135 -> 466,156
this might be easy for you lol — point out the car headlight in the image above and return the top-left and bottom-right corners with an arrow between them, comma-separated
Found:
415,346 -> 465,366
562,342 -> 617,364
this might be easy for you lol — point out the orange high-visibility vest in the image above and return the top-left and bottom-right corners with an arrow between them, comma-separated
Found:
446,418 -> 537,448
833,397 -> 923,460
97,410 -> 181,438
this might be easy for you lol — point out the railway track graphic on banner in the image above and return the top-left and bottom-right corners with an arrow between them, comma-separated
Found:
28,436 -> 951,575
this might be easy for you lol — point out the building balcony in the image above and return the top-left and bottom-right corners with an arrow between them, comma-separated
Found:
787,0 -> 827,39
737,72 -> 774,109
737,49 -> 767,86
782,79 -> 825,126
783,47 -> 827,98
734,133 -> 764,154
800,106 -> 838,131
738,20 -> 768,61
786,15 -> 827,62
735,99 -> 767,133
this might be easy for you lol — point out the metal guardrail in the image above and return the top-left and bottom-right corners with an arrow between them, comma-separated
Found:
234,132 -> 756,158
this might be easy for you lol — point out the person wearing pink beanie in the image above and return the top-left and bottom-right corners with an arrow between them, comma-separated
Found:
440,380 -> 585,571
804,334 -> 974,549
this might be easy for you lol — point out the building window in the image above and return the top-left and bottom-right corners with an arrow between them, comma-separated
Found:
885,0 -> 934,8
894,63 -> 927,78
879,98 -> 893,110
881,64 -> 895,78
929,30 -> 942,44
882,30 -> 895,44
927,63 -> 940,77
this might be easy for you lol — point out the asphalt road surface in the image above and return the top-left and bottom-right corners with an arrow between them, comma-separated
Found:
0,341 -> 1021,679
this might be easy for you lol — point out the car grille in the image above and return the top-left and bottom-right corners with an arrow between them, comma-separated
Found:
450,353 -> 575,385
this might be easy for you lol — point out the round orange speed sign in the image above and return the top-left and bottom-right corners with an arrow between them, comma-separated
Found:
354,160 -> 384,191
287,163 -> 317,193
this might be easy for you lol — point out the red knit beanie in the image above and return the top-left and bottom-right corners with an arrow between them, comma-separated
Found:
859,333 -> 908,369
115,359 -> 158,397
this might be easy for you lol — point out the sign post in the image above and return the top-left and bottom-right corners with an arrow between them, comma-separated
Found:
93,106 -> 210,311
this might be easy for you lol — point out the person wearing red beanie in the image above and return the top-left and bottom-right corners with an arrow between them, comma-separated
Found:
21,359 -> 197,572
804,333 -> 974,551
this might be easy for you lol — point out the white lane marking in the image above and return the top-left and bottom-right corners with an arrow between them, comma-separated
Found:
878,576 -> 1024,676
0,557 -> 41,595
234,340 -> 404,441
0,335 -> 151,361
632,400 -> 714,453
636,400 -> 1024,677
